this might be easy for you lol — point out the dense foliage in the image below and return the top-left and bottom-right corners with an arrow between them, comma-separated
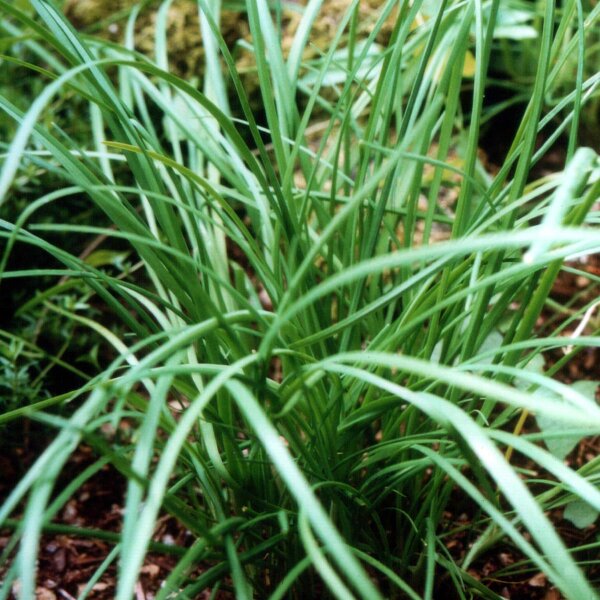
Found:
1,1 -> 600,598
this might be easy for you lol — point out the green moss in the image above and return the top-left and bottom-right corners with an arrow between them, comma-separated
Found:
64,0 -> 248,79
63,0 -> 395,81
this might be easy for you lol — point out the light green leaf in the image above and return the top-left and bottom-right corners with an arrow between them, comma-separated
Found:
572,380 -> 600,401
477,330 -> 504,366
564,500 -> 599,529
514,353 -> 546,391
536,406 -> 583,460
536,382 -> 599,459
494,25 -> 538,40
84,250 -> 130,269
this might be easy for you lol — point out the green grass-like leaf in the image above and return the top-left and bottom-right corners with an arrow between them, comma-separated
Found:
1,0 -> 599,598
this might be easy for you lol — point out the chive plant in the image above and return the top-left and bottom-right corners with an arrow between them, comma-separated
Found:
1,1 -> 600,598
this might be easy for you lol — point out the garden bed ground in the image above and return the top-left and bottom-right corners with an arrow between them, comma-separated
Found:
3,254 -> 598,599
2,1 -> 600,598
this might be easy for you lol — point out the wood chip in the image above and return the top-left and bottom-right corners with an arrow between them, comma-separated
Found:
141,564 -> 160,578
528,572 -> 547,587
92,583 -> 109,591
